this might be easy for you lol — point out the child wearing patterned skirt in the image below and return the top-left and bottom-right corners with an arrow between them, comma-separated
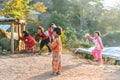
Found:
85,31 -> 104,65
49,27 -> 62,76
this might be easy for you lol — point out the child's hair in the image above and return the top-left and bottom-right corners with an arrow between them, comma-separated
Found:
50,23 -> 56,28
53,27 -> 62,35
22,31 -> 29,36
95,31 -> 101,36
50,23 -> 54,27
37,26 -> 44,33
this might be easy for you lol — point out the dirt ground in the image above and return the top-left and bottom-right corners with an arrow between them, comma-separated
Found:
0,53 -> 120,80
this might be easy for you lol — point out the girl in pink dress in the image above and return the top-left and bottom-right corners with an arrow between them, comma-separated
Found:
85,31 -> 104,65
48,23 -> 56,43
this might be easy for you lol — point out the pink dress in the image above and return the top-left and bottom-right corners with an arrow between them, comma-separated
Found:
87,36 -> 104,64
48,27 -> 54,43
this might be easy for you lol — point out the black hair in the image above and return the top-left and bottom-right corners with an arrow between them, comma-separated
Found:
53,27 -> 62,35
50,23 -> 55,27
22,31 -> 29,37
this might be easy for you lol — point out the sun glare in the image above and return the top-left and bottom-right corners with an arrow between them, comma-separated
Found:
103,0 -> 120,7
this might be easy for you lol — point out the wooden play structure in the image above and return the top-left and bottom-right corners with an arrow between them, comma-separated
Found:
0,18 -> 26,53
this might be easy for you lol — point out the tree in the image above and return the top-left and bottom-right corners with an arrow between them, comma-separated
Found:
0,0 -> 31,19
49,11 -> 70,29
32,2 -> 47,13
67,0 -> 106,38
0,0 -> 47,19
51,0 -> 70,14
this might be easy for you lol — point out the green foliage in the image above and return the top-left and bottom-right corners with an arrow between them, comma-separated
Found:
0,0 -> 31,19
0,0 -> 118,49
103,32 -> 120,47
49,11 -> 70,29
26,23 -> 38,36
0,28 -> 8,39
87,20 -> 106,34
0,38 -> 19,51
79,40 -> 93,48
51,0 -> 70,14
61,27 -> 92,48
64,28 -> 77,41
0,0 -> 47,20
61,28 -> 78,48
32,2 -> 47,13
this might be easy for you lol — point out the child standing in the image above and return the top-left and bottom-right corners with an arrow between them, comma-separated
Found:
49,27 -> 62,76
20,31 -> 36,52
35,26 -> 52,53
85,31 -> 104,65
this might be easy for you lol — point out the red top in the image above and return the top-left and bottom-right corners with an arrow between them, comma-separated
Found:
35,32 -> 48,40
20,35 -> 36,47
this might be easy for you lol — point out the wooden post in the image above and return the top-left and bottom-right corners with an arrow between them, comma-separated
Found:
23,24 -> 25,31
11,23 -> 14,54
21,24 -> 25,31
18,24 -> 20,51
21,24 -> 26,50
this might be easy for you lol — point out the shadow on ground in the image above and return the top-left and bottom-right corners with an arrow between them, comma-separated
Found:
28,63 -> 82,80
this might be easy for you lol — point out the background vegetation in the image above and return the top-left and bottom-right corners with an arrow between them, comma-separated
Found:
0,0 -> 120,48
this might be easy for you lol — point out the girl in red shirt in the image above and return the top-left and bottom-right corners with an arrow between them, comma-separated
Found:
20,31 -> 36,52
35,26 -> 52,53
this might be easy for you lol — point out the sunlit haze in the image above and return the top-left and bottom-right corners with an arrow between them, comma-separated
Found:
103,0 -> 120,7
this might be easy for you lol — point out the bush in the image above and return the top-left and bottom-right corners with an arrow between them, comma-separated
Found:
48,11 -> 70,29
0,28 -> 9,39
61,28 -> 78,48
26,23 -> 38,36
79,40 -> 93,48
0,38 -> 19,51
103,32 -> 120,47
61,28 -> 92,48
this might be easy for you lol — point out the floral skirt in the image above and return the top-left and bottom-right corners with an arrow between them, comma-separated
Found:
52,52 -> 61,73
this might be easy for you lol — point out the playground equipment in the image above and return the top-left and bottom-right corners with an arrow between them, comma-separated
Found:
0,17 -> 26,53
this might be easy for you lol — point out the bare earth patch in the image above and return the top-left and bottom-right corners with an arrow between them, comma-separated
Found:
0,53 -> 120,80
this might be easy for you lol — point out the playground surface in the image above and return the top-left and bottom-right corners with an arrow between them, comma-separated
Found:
0,53 -> 120,80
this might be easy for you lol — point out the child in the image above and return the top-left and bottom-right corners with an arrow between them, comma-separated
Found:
85,31 -> 104,65
20,31 -> 36,52
48,23 -> 56,43
49,27 -> 62,76
35,26 -> 52,53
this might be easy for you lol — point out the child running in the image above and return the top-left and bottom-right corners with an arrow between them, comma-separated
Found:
85,31 -> 104,65
35,26 -> 52,54
20,31 -> 36,52
49,27 -> 62,76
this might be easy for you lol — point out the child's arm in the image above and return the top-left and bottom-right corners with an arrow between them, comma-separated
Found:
49,42 -> 57,49
85,34 -> 94,41
87,36 -> 94,41
35,34 -> 39,40
19,36 -> 25,41
49,38 -> 58,49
